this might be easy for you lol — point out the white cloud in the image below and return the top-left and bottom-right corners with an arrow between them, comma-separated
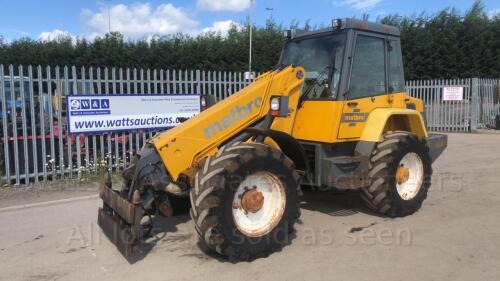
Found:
38,3 -> 246,42
197,0 -> 251,12
335,0 -> 382,10
488,9 -> 500,18
201,20 -> 241,36
38,29 -> 75,42
9,29 -> 31,37
81,3 -> 198,39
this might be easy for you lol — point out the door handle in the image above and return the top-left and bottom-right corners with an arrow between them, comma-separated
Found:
347,101 -> 358,107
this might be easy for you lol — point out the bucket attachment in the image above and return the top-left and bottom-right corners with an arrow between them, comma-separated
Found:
97,173 -> 144,257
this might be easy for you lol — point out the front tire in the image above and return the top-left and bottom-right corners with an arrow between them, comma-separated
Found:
190,142 -> 301,260
361,131 -> 432,217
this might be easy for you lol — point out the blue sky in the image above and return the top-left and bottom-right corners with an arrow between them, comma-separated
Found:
0,0 -> 499,42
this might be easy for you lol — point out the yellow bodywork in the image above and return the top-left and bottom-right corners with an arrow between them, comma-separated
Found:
152,66 -> 305,180
273,92 -> 426,143
284,101 -> 344,143
360,108 -> 427,142
150,66 -> 427,181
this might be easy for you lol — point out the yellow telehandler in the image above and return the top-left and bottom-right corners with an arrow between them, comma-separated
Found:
98,18 -> 447,260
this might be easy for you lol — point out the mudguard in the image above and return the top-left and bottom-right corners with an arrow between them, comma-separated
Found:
244,127 -> 310,177
360,108 -> 428,142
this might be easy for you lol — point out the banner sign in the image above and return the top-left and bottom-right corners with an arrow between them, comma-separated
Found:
66,94 -> 200,134
443,87 -> 463,101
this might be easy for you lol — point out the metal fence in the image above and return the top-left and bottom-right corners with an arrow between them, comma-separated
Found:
1,64 -> 499,185
0,65 -> 253,185
405,78 -> 500,131
474,78 -> 500,128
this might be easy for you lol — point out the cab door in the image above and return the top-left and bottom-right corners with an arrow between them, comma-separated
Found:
337,32 -> 391,139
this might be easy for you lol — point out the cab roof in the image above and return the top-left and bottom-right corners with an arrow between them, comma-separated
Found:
291,18 -> 400,39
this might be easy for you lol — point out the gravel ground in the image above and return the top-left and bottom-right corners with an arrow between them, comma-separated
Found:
0,182 -> 98,209
0,133 -> 499,281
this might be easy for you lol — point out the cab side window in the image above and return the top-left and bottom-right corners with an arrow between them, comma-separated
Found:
348,35 -> 386,99
388,39 -> 405,93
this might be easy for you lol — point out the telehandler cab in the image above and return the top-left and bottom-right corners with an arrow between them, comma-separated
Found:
98,18 -> 447,260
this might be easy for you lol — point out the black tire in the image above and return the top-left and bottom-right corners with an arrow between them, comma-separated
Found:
189,142 -> 301,260
360,131 -> 432,217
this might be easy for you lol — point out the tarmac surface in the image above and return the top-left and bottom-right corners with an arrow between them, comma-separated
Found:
0,133 -> 499,281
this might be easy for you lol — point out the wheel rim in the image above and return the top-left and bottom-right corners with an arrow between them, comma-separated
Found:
232,172 -> 286,237
395,152 -> 424,200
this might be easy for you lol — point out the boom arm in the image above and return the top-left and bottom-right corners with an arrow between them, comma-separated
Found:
151,66 -> 305,181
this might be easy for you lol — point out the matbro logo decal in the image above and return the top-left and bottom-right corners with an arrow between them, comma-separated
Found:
341,113 -> 368,123
203,97 -> 262,138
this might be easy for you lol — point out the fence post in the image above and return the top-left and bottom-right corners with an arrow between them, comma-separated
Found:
0,65 -> 10,183
196,69 -> 201,95
470,78 -> 479,130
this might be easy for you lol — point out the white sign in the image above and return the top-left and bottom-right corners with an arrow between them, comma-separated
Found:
443,87 -> 463,101
66,94 -> 200,134
244,71 -> 255,80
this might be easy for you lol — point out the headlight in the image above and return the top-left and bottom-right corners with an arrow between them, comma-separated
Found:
332,19 -> 342,30
270,97 -> 280,111
200,97 -> 206,107
283,30 -> 291,39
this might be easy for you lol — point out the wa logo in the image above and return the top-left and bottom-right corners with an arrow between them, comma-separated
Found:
70,98 -> 110,116
81,99 -> 91,109
101,99 -> 110,109
70,99 -> 81,110
70,99 -> 91,109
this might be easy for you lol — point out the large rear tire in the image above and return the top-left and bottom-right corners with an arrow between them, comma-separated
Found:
360,131 -> 432,217
190,142 -> 301,260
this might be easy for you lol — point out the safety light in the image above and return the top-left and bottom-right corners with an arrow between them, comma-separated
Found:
200,94 -> 216,111
283,30 -> 291,39
332,19 -> 342,30
270,97 -> 280,111
200,96 -> 207,111
270,96 -> 288,117
270,95 -> 290,117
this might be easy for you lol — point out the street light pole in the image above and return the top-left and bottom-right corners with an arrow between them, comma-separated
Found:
106,0 -> 111,33
248,0 -> 253,75
108,5 -> 111,33
266,7 -> 273,21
